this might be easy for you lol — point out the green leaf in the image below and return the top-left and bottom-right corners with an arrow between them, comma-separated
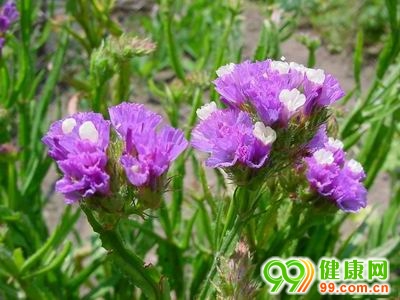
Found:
23,242 -> 72,279
353,30 -> 363,88
0,247 -> 20,276
13,248 -> 25,269
20,207 -> 79,275
30,31 -> 69,153
365,237 -> 400,258
67,255 -> 107,290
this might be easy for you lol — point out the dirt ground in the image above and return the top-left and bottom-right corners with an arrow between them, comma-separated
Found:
43,1 -> 391,239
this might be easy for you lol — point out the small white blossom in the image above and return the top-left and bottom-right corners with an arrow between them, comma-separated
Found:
306,68 -> 325,85
216,63 -> 235,77
270,61 -> 290,74
348,159 -> 363,174
279,88 -> 306,112
314,149 -> 334,165
289,62 -> 306,74
327,137 -> 344,149
61,118 -> 77,134
253,122 -> 276,145
131,165 -> 140,173
79,121 -> 99,143
196,102 -> 218,120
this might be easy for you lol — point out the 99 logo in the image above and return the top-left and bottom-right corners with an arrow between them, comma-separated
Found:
261,257 -> 316,294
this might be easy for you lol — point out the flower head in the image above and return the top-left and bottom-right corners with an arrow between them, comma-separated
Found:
304,137 -> 367,212
331,169 -> 367,212
109,102 -> 188,190
42,113 -> 109,161
191,108 -> 274,169
42,112 -> 110,204
305,149 -> 340,196
213,59 -> 344,127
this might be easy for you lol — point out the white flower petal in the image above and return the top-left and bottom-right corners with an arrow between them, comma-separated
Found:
216,63 -> 235,77
314,149 -> 334,165
79,121 -> 99,143
306,68 -> 325,85
279,88 -> 306,112
61,118 -> 77,134
289,62 -> 306,74
131,165 -> 140,173
348,159 -> 363,174
196,102 -> 218,121
270,61 -> 290,74
327,137 -> 344,149
253,122 -> 276,145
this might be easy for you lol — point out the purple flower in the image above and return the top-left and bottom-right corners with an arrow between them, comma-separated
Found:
108,102 -> 162,139
305,149 -> 340,196
303,72 -> 344,114
213,59 -> 344,126
304,142 -> 367,212
307,125 -> 328,151
213,61 -> 258,108
0,15 -> 10,32
42,112 -> 110,203
191,106 -> 276,168
324,137 -> 345,165
332,166 -> 367,212
0,1 -> 18,52
55,147 -> 109,204
109,102 -> 188,189
306,127 -> 345,165
2,1 -> 19,23
0,1 -> 18,32
42,112 -> 110,161
341,159 -> 366,181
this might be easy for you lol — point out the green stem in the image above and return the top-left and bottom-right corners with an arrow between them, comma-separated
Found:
197,215 -> 243,299
210,11 -> 237,101
116,60 -> 131,103
18,101 -> 30,172
81,205 -> 170,300
220,192 -> 237,243
161,0 -> 185,81
92,81 -> 107,113
7,163 -> 16,210
197,186 -> 252,298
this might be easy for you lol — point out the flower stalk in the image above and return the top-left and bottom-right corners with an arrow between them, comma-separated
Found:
198,186 -> 256,298
81,204 -> 171,300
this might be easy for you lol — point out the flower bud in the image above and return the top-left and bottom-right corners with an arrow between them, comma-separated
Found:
216,240 -> 259,299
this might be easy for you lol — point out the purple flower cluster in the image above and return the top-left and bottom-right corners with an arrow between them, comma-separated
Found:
192,106 -> 275,168
213,60 -> 344,126
109,102 -> 188,189
43,103 -> 187,204
192,58 -> 366,212
42,113 -> 111,204
0,1 -> 18,51
192,59 -> 344,171
305,132 -> 367,212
